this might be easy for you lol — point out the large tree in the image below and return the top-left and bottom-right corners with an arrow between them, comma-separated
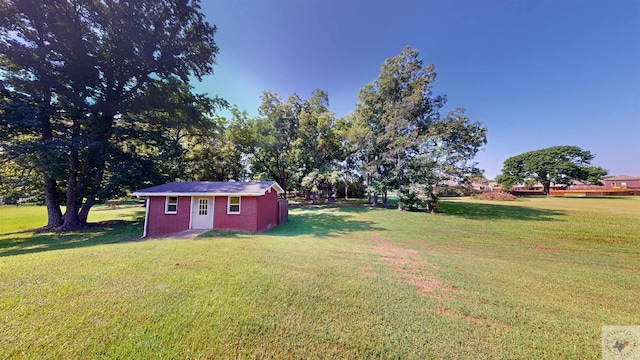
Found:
181,115 -> 245,182
0,0 -> 219,229
496,145 -> 608,194
295,90 -> 341,203
334,114 -> 364,200
227,92 -> 302,197
353,47 -> 486,211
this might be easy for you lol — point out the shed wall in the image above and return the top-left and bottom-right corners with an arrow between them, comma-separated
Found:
214,196 -> 258,232
143,188 -> 286,237
256,189 -> 279,232
146,196 -> 191,237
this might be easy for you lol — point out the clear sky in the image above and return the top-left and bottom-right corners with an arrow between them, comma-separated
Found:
192,0 -> 640,180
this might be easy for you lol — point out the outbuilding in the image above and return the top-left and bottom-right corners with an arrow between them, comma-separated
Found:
132,181 -> 288,237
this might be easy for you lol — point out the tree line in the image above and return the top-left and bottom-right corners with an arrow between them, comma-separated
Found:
1,0 -> 487,229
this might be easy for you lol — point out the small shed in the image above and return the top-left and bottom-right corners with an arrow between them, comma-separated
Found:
132,181 -> 287,237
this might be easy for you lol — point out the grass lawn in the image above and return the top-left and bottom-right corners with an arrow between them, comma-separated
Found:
0,197 -> 638,358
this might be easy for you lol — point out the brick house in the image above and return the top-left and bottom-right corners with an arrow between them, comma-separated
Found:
132,181 -> 287,237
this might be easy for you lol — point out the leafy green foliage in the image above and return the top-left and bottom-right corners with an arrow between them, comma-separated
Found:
0,0 -> 221,228
398,183 -> 438,212
229,90 -> 344,198
182,131 -> 246,182
227,93 -> 303,195
496,145 -> 608,194
353,47 -> 487,210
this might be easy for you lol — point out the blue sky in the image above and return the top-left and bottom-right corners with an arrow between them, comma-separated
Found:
192,0 -> 640,179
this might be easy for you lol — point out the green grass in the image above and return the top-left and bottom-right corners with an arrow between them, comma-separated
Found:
0,197 -> 638,358
0,203 -> 145,257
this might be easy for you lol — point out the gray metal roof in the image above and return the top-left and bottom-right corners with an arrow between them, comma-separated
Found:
132,181 -> 284,197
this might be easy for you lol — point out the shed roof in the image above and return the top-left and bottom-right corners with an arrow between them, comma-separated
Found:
603,175 -> 640,181
132,181 -> 284,197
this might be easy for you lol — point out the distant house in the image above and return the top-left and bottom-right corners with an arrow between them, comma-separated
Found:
567,180 -> 605,190
602,175 -> 640,189
511,182 -> 567,191
132,181 -> 287,238
487,181 -> 501,190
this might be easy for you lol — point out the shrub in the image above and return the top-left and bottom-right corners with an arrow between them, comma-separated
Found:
399,184 -> 438,212
476,191 -> 517,201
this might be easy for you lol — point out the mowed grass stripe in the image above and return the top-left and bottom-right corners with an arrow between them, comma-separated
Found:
0,197 -> 638,358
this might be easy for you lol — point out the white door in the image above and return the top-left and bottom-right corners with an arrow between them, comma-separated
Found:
191,197 -> 213,229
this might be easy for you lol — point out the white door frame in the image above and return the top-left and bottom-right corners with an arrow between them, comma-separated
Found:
190,196 -> 214,230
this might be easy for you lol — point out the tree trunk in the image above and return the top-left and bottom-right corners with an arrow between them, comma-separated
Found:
66,112 -> 113,228
78,132 -> 110,224
78,166 -> 106,223
43,174 -> 63,228
366,174 -> 372,204
396,152 -> 403,210
280,170 -> 288,199
64,130 -> 82,229
63,204 -> 83,229
40,98 -> 63,228
312,192 -> 318,205
543,181 -> 551,196
63,170 -> 83,229
397,174 -> 402,211
344,182 -> 349,200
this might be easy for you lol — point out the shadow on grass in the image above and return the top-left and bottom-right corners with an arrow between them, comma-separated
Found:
266,208 -> 385,237
197,229 -> 246,239
438,201 -> 565,221
0,219 -> 144,257
289,199 -> 403,213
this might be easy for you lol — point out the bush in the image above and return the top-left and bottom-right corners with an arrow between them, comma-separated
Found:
476,191 -> 517,201
399,185 -> 438,212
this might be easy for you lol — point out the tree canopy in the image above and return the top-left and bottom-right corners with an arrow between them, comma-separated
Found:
353,47 -> 487,211
495,145 -> 608,194
0,0 -> 221,229
2,21 -> 490,227
227,90 -> 341,200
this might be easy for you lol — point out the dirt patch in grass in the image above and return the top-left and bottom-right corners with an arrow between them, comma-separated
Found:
434,307 -> 509,329
371,233 -> 457,297
434,306 -> 484,323
358,264 -> 377,277
369,233 -> 512,329
530,245 -> 565,253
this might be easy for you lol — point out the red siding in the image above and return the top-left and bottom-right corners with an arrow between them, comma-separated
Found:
214,196 -> 258,232
144,188 -> 285,236
146,196 -> 191,237
604,179 -> 640,189
213,190 -> 280,232
256,189 -> 279,232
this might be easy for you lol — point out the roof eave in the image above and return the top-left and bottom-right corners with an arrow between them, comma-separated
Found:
269,182 -> 285,194
131,192 -> 266,197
